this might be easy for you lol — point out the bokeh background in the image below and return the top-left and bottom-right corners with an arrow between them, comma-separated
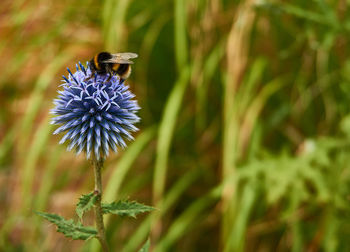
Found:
1,0 -> 350,251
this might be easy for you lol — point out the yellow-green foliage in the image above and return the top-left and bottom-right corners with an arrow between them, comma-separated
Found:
1,0 -> 350,251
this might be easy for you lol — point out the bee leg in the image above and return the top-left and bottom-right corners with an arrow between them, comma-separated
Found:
85,70 -> 95,81
105,66 -> 114,82
85,74 -> 93,81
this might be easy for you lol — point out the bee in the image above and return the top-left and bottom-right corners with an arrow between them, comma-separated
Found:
88,52 -> 138,82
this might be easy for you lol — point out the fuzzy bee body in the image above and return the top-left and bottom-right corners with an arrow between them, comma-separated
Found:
88,52 -> 138,82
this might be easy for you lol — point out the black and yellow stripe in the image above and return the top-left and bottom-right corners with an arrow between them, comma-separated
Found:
93,54 -> 100,70
112,63 -> 120,71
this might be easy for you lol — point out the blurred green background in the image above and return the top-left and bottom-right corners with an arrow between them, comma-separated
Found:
1,0 -> 350,251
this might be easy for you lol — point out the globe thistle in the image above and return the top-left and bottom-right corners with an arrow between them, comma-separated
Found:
51,62 -> 140,160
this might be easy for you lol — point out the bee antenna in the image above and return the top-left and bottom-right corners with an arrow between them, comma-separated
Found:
94,73 -> 97,82
67,68 -> 79,85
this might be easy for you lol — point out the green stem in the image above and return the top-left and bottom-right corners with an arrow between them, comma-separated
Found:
92,158 -> 109,252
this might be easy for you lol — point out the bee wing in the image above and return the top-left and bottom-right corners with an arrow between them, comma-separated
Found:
111,52 -> 138,59
102,58 -> 134,64
102,52 -> 138,64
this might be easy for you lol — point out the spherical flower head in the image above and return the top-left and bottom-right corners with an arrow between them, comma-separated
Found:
51,62 -> 140,160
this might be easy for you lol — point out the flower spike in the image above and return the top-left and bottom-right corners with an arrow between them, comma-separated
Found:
51,63 -> 140,160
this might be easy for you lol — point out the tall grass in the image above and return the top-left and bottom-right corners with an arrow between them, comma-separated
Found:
1,0 -> 350,251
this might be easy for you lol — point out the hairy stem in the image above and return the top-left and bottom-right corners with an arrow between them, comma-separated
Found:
93,158 -> 109,252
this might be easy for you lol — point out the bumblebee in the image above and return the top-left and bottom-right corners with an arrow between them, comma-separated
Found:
88,52 -> 138,82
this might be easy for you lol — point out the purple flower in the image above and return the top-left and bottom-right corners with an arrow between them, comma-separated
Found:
51,62 -> 140,160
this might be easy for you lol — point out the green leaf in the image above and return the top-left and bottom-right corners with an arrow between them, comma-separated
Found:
76,192 -> 98,220
138,238 -> 150,252
36,211 -> 97,240
102,200 -> 154,218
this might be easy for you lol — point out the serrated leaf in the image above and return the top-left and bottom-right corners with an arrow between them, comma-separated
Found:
36,211 -> 97,240
102,200 -> 154,218
138,238 -> 150,252
76,192 -> 98,220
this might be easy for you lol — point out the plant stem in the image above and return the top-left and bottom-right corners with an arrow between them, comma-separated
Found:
92,158 -> 109,252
